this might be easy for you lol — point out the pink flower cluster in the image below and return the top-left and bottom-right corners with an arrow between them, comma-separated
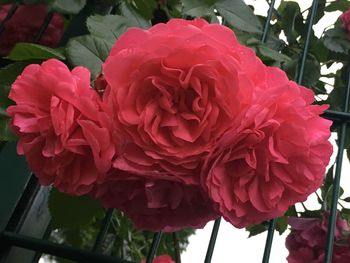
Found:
0,4 -> 64,55
141,255 -> 175,263
8,19 -> 333,232
286,215 -> 350,262
340,8 -> 350,36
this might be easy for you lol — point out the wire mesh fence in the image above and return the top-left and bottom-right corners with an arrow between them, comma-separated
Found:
0,0 -> 349,262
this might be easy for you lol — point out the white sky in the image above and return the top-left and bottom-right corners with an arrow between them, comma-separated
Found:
182,1 -> 346,262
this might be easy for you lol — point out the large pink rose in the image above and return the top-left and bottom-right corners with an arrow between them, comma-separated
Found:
96,18 -> 262,230
0,4 -> 64,55
7,59 -> 115,195
94,169 -> 218,232
340,8 -> 350,36
202,65 -> 333,227
286,215 -> 350,263
141,255 -> 175,263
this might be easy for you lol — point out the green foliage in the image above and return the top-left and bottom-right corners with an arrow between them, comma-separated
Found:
6,43 -> 65,61
66,35 -> 112,78
182,0 -> 262,33
325,0 -> 350,12
322,27 -> 350,55
48,188 -> 104,229
50,0 -> 87,15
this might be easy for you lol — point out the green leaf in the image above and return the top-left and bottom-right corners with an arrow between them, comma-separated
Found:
120,2 -> 151,29
321,166 -> 334,200
257,45 -> 291,63
66,35 -> 112,78
0,117 -> 17,141
86,15 -> 135,42
342,197 -> 350,202
6,43 -> 65,61
277,1 -> 304,44
325,184 -> 344,209
299,209 -> 322,218
246,223 -> 268,237
132,0 -> 157,20
322,27 -> 350,54
325,0 -> 350,12
51,0 -> 86,14
182,0 -> 262,33
276,216 -> 288,235
182,0 -> 216,17
215,0 -> 262,33
285,205 -> 298,217
49,188 -> 104,229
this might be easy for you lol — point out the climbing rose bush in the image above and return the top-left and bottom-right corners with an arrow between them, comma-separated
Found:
9,19 -> 332,231
0,4 -> 64,54
7,59 -> 115,195
95,18 -> 332,230
286,215 -> 350,262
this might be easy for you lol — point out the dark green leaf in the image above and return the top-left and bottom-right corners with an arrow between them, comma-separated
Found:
276,216 -> 288,235
246,223 -> 268,237
49,188 -> 104,229
322,27 -> 350,54
215,0 -> 262,33
299,209 -> 322,218
66,35 -> 112,78
321,166 -> 334,200
257,45 -> 291,63
277,1 -> 304,44
285,205 -> 298,217
132,0 -> 157,20
325,185 -> 344,209
6,43 -> 65,61
86,15 -> 136,42
182,0 -> 216,17
325,0 -> 350,12
120,2 -> 151,29
51,0 -> 86,14
342,197 -> 350,202
0,117 -> 17,141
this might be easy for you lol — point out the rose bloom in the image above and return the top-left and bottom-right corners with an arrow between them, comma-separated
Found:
7,59 -> 115,195
340,8 -> 350,35
94,169 -> 217,231
286,215 -> 350,263
202,64 -> 333,227
141,255 -> 175,263
95,18 -> 261,231
0,4 -> 64,54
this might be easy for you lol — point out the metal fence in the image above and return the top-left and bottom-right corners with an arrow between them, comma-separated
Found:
0,0 -> 349,262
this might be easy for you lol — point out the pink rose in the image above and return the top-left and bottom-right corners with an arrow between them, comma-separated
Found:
340,8 -> 350,35
7,59 -> 115,195
286,215 -> 350,263
202,65 -> 333,227
93,169 -> 218,232
141,255 -> 175,263
96,18 -> 258,230
0,4 -> 64,55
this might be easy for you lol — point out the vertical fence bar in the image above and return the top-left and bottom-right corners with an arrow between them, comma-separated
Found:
0,4 -> 18,35
324,68 -> 350,263
204,217 -> 221,263
262,219 -> 276,263
260,1 -> 277,262
296,0 -> 319,85
33,11 -> 54,44
92,209 -> 114,252
261,0 -> 276,43
146,232 -> 162,263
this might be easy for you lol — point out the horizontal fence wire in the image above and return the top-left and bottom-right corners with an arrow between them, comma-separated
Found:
0,231 -> 134,263
324,67 -> 350,263
0,1 -> 349,263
